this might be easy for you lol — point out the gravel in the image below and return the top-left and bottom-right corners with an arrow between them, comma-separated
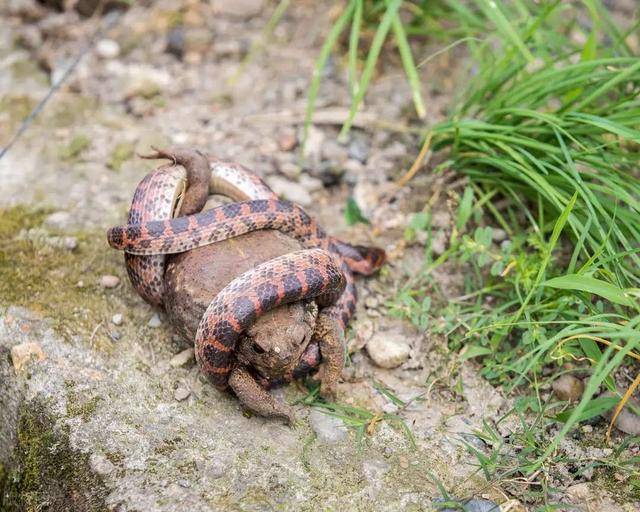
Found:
100,275 -> 120,288
366,330 -> 411,369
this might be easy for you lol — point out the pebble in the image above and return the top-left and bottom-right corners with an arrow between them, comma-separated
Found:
100,275 -> 120,288
601,392 -> 640,435
96,38 -> 120,59
216,0 -> 264,19
492,228 -> 508,242
366,330 -> 411,369
430,231 -> 447,256
278,131 -> 297,152
166,27 -> 185,59
279,162 -> 301,179
44,211 -> 73,231
431,211 -> 451,229
552,374 -> 584,402
348,137 -> 369,163
308,409 -> 348,443
11,342 -> 46,373
174,385 -> 191,401
169,348 -> 195,368
302,126 -> 325,162
266,176 -> 312,207
321,139 -> 348,164
63,236 -> 78,250
111,313 -> 123,326
148,313 -> 162,328
110,331 -> 122,342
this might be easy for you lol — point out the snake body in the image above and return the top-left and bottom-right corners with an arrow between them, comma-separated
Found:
108,148 -> 384,391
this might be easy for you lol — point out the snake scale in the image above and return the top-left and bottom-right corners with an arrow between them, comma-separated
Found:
107,148 -> 385,412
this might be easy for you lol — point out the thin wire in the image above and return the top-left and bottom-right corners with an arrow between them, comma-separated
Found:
0,9 -> 122,161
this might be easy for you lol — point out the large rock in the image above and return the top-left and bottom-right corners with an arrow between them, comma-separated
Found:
0,306 -> 479,511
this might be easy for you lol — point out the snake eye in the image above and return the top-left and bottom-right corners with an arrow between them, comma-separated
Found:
253,344 -> 266,354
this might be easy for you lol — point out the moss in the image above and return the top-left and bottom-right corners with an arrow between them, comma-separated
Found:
1,403 -> 108,511
0,95 -> 37,143
58,134 -> 91,161
0,205 -> 134,349
66,395 -> 102,422
107,142 -> 135,171
9,61 -> 48,84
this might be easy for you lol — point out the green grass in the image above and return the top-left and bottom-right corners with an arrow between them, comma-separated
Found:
306,0 -> 640,504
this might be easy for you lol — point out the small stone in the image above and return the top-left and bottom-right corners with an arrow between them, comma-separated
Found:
279,162 -> 301,179
299,174 -> 323,193
110,331 -> 122,342
100,275 -> 120,288
11,342 -> 46,373
63,236 -> 78,250
76,280 -> 84,288
169,348 -> 195,368
166,27 -> 185,59
492,228 -> 508,242
348,137 -> 369,163
431,211 -> 451,229
96,38 -> 120,59
430,231 -> 447,256
215,0 -> 264,19
309,409 -> 348,443
174,385 -> 191,401
302,126 -> 325,162
148,313 -> 162,328
398,455 -> 409,469
266,176 -> 312,207
601,392 -> 640,435
552,374 -> 584,402
111,313 -> 123,326
278,131 -> 297,152
177,479 -> 191,488
44,211 -> 73,231
364,297 -> 379,309
366,330 -> 411,369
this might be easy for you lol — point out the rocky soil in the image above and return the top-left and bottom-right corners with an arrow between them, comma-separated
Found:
0,1 -> 637,510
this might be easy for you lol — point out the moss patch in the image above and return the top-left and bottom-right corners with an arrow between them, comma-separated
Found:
107,142 -> 135,171
58,134 -> 91,162
0,205 -> 137,349
1,403 -> 108,511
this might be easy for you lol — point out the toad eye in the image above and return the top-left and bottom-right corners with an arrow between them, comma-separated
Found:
253,344 -> 266,354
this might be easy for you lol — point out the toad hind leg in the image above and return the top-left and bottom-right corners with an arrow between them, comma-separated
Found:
229,366 -> 295,424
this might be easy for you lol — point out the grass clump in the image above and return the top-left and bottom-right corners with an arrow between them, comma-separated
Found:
307,0 -> 640,502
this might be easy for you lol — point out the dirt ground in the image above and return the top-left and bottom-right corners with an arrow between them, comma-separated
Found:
0,1 -> 637,511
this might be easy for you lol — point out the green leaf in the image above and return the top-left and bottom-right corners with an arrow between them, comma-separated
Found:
543,274 -> 634,307
344,197 -> 370,226
339,0 -> 401,138
459,344 -> 493,361
554,395 -> 618,423
456,186 -> 474,232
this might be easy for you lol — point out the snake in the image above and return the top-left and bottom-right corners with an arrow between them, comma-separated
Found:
107,148 -> 385,392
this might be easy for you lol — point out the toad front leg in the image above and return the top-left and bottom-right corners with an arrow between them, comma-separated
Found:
311,313 -> 345,400
229,366 -> 296,424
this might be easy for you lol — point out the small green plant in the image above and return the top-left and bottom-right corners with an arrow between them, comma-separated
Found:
296,380 -> 416,448
304,0 -> 427,143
